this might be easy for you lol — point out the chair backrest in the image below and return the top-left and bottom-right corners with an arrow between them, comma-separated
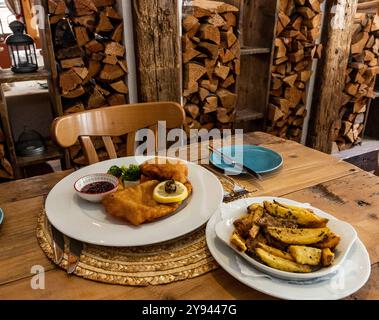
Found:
51,102 -> 185,164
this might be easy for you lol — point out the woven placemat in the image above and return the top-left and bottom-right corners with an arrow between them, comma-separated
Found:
36,210 -> 219,286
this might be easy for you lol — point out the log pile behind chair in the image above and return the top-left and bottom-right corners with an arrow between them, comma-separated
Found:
0,126 -> 14,179
182,0 -> 239,136
48,0 -> 128,165
334,13 -> 379,151
266,0 -> 323,142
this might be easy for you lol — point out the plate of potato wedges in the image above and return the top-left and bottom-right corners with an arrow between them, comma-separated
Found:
215,197 -> 357,281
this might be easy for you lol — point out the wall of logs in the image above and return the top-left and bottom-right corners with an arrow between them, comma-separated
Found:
266,0 -> 324,142
333,13 -> 379,151
182,0 -> 240,136
48,0 -> 129,165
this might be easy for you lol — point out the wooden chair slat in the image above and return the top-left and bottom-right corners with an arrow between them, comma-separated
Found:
102,136 -> 117,159
79,136 -> 99,164
148,124 -> 158,154
126,132 -> 136,156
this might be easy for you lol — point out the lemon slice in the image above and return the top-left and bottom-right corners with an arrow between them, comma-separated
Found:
153,181 -> 188,204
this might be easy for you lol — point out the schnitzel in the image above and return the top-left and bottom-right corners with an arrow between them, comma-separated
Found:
102,180 -> 192,225
102,159 -> 192,226
140,159 -> 188,184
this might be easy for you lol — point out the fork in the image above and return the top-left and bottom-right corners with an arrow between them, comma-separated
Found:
202,164 -> 250,201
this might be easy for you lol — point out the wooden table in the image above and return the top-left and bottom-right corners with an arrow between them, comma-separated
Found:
0,132 -> 378,299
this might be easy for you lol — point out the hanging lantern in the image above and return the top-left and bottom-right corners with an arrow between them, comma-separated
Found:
5,21 -> 38,73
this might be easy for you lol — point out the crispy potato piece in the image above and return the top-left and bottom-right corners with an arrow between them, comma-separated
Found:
251,206 -> 264,222
266,226 -> 330,245
248,224 -> 260,239
263,230 -> 288,251
230,232 -> 247,252
313,232 -> 341,249
321,248 -> 335,266
257,213 -> 298,228
255,248 -> 312,273
264,201 -> 328,227
247,203 -> 263,214
246,231 -> 267,251
247,206 -> 264,239
233,214 -> 253,238
288,245 -> 322,266
257,242 -> 295,261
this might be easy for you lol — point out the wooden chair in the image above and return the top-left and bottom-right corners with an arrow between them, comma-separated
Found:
51,102 -> 185,164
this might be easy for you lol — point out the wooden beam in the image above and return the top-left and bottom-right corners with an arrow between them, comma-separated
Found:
307,0 -> 358,153
132,0 -> 181,102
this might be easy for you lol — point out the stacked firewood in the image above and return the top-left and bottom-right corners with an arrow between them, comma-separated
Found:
182,0 -> 239,135
334,13 -> 379,151
267,0 -> 323,142
48,0 -> 128,165
0,126 -> 13,179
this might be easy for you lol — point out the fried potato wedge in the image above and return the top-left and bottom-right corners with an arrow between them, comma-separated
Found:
255,248 -> 312,273
247,203 -> 263,214
264,201 -> 328,227
266,226 -> 330,245
313,232 -> 341,249
257,242 -> 295,261
230,232 -> 247,252
321,248 -> 335,266
288,245 -> 322,266
248,224 -> 260,239
251,205 -> 264,222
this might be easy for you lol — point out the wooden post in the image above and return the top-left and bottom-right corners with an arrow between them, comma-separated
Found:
132,0 -> 181,102
307,0 -> 358,153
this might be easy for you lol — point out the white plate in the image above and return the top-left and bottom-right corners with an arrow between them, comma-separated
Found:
206,209 -> 371,300
46,156 -> 223,246
215,197 -> 357,281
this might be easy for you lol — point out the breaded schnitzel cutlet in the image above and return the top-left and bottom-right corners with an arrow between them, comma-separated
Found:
140,159 -> 188,184
102,180 -> 192,226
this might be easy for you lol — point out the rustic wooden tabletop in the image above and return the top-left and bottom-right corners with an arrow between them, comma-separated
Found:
0,132 -> 377,299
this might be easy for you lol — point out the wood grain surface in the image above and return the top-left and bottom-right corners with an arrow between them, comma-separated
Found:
0,132 -> 377,299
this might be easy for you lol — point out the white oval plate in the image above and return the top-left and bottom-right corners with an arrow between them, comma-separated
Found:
215,197 -> 357,281
46,156 -> 223,246
206,208 -> 371,300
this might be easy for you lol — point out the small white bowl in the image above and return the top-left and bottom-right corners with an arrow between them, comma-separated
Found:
74,173 -> 119,203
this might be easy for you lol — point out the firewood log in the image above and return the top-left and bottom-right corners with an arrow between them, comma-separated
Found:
99,64 -> 125,81
110,80 -> 129,94
59,69 -> 83,93
73,15 -> 97,32
112,23 -> 124,42
72,0 -> 97,16
107,93 -> 126,106
105,6 -> 122,20
104,42 -> 125,57
96,10 -> 114,33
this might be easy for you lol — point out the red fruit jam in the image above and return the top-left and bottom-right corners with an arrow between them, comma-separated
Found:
81,181 -> 115,194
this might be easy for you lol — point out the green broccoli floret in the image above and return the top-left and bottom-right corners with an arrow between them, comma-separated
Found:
122,164 -> 141,181
107,165 -> 123,178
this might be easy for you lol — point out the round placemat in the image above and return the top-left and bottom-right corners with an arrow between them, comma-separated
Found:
36,210 -> 218,286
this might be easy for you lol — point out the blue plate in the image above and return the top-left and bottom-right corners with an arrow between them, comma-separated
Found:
209,145 -> 283,175
0,208 -> 3,225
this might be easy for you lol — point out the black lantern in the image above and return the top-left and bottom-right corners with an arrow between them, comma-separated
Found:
5,21 -> 38,73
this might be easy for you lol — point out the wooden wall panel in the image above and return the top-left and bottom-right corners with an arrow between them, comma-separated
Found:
307,0 -> 358,153
132,0 -> 181,103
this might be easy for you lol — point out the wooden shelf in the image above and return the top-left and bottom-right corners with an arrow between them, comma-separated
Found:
0,68 -> 50,84
235,108 -> 264,122
241,47 -> 271,56
16,140 -> 64,168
